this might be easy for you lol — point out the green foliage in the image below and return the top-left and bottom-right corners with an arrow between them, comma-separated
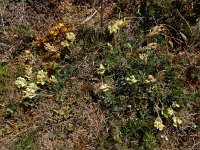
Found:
14,132 -> 36,150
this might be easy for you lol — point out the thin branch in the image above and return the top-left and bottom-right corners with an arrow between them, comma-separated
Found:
80,8 -> 100,25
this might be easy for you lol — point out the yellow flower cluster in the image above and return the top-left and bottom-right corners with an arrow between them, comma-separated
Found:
15,77 -> 27,88
49,23 -> 65,36
126,75 -> 138,85
172,116 -> 182,127
154,117 -> 165,131
100,83 -> 111,92
15,67 -> 39,99
66,32 -> 76,42
61,32 -> 76,47
139,53 -> 149,65
36,70 -> 48,85
49,75 -> 58,83
44,43 -> 57,52
32,37 -> 47,47
146,43 -> 158,50
97,64 -> 106,75
163,107 -> 174,118
15,66 -> 58,99
145,75 -> 156,83
108,19 -> 126,34
25,66 -> 33,80
23,83 -> 39,99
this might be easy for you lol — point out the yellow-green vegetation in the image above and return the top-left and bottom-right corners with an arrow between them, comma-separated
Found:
0,0 -> 200,149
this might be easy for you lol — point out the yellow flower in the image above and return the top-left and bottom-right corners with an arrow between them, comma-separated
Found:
146,43 -> 158,50
97,64 -> 106,75
57,23 -> 65,29
147,25 -> 164,37
44,43 -> 57,52
66,32 -> 76,42
108,24 -> 119,34
107,43 -> 114,50
15,77 -> 27,88
172,102 -> 180,108
61,41 -> 70,47
100,83 -> 111,92
163,107 -> 174,118
23,83 -> 39,99
154,117 -> 165,131
139,53 -> 148,64
25,66 -> 33,80
37,70 -> 47,85
167,107 -> 174,116
115,20 -> 125,27
25,50 -> 31,55
49,30 -> 59,36
49,75 -> 58,83
145,75 -> 156,83
126,75 -> 138,84
173,116 -> 182,127
108,19 -> 125,34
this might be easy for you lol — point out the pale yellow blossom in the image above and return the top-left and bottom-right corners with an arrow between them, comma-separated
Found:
66,32 -> 76,42
145,75 -> 156,83
37,70 -> 47,85
126,75 -> 138,84
108,24 -> 119,34
15,77 -> 27,88
97,64 -> 106,75
49,75 -> 58,83
44,43 -> 57,52
154,117 -> 165,131
100,83 -> 111,92
172,102 -> 180,108
25,66 -> 33,80
163,107 -> 174,118
146,43 -> 158,50
108,19 -> 125,34
167,107 -> 174,116
139,53 -> 148,64
61,41 -> 70,47
23,83 -> 39,99
173,116 -> 182,127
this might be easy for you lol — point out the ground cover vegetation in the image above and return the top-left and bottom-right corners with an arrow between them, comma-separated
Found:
0,0 -> 200,149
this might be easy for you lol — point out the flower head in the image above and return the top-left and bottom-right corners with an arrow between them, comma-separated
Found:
25,66 -> 33,80
167,107 -> 174,116
44,43 -> 57,52
163,107 -> 174,118
172,102 -> 180,108
173,116 -> 182,127
66,32 -> 76,42
108,24 -> 119,34
49,75 -> 58,83
97,64 -> 106,75
61,41 -> 70,47
15,77 -> 27,88
23,83 -> 39,99
100,83 -> 111,92
146,43 -> 158,50
126,75 -> 138,85
108,19 -> 125,34
139,53 -> 148,64
37,70 -> 47,85
154,117 -> 165,131
145,75 -> 156,83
